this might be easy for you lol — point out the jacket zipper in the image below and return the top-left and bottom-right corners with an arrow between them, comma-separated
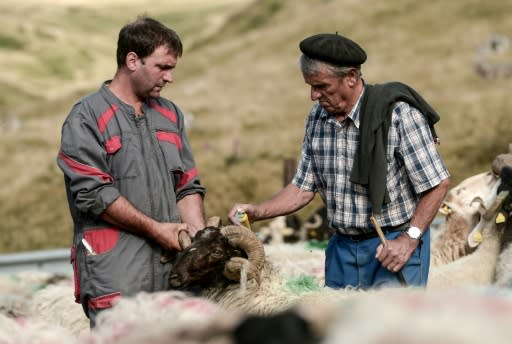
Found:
136,114 -> 155,290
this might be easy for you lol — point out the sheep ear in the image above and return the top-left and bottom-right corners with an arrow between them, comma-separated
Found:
178,229 -> 192,249
492,153 -> 512,175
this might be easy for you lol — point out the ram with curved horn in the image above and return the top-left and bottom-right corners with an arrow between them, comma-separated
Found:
168,223 -> 316,315
169,225 -> 265,290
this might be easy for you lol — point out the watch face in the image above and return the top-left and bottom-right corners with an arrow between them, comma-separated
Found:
407,227 -> 421,239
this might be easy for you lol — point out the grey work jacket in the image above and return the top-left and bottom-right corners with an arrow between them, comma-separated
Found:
57,82 -> 205,310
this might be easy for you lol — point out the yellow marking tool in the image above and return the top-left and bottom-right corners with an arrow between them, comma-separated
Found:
236,209 -> 251,229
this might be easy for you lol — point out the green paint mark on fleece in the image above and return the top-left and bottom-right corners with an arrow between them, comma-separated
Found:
286,274 -> 321,294
306,240 -> 328,250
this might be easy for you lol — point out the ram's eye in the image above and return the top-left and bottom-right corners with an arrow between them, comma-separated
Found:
211,249 -> 223,258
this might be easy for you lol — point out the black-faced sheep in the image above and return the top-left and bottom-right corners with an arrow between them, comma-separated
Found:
168,226 -> 252,290
170,224 -> 320,315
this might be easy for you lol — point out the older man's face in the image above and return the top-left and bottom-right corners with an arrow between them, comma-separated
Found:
303,67 -> 358,117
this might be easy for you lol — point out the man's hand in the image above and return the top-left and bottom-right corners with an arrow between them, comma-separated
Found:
227,203 -> 258,225
100,196 -> 192,250
153,222 -> 189,251
375,234 -> 418,272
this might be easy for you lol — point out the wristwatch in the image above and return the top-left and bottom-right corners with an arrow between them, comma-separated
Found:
405,226 -> 422,240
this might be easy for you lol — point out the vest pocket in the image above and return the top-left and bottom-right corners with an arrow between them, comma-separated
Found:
81,230 -> 153,298
155,129 -> 185,189
88,292 -> 121,311
106,134 -> 140,180
83,227 -> 119,255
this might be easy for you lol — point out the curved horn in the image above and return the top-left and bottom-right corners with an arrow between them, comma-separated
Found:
302,214 -> 323,230
206,216 -> 222,227
299,214 -> 322,241
220,225 -> 265,284
178,229 -> 192,249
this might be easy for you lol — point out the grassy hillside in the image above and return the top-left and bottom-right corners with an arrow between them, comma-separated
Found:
1,0 -> 511,253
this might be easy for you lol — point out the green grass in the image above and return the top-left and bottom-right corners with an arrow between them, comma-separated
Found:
1,0 -> 511,253
0,33 -> 25,50
0,163 -> 71,252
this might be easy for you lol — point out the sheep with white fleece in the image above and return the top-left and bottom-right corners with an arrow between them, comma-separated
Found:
431,171 -> 501,266
10,284 -> 512,344
0,271 -> 74,320
29,282 -> 90,337
263,241 -> 325,285
428,216 -> 504,288
0,312 -> 75,344
428,171 -> 507,288
0,270 -> 69,298
322,287 -> 512,344
24,169 -> 511,337
80,290 -> 235,344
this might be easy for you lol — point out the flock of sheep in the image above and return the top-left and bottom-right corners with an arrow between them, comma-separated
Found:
1,147 -> 512,343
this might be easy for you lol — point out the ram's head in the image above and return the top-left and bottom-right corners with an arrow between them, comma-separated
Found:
169,225 -> 265,290
438,171 -> 501,248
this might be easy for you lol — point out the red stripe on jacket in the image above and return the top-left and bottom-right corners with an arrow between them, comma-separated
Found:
177,167 -> 198,190
59,151 -> 114,183
88,292 -> 121,310
155,131 -> 183,150
149,100 -> 177,124
97,104 -> 119,133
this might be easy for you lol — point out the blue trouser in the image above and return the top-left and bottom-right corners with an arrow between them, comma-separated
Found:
325,229 -> 430,289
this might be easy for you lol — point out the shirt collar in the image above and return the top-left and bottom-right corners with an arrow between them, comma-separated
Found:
348,87 -> 365,129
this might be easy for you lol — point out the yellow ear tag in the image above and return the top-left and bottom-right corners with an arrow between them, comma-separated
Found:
468,230 -> 483,248
496,212 -> 506,224
438,204 -> 453,215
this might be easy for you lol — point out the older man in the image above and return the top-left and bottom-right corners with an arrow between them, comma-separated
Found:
229,33 -> 450,289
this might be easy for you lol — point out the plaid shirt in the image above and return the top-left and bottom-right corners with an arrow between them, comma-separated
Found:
292,91 -> 450,235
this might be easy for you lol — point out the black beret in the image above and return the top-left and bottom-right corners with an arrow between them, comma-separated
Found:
299,33 -> 367,67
